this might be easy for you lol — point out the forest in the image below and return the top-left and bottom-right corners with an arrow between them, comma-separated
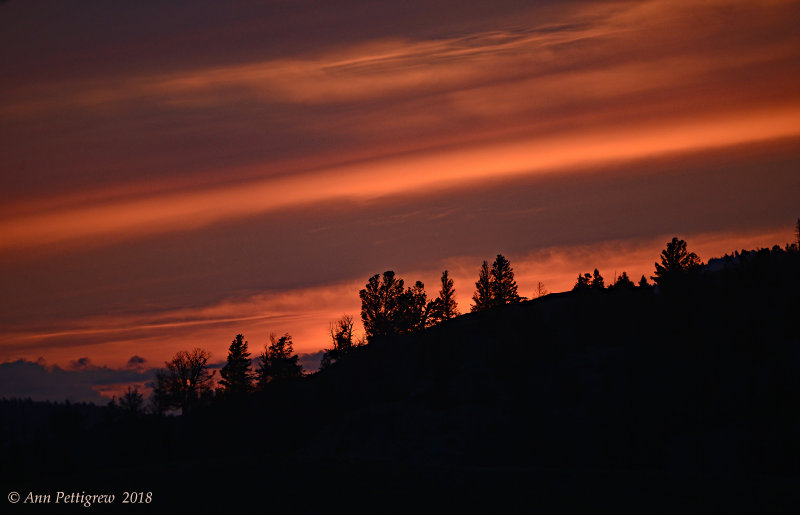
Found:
2,228 -> 799,511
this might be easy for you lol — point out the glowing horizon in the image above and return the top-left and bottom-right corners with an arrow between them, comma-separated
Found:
1,0 -> 798,401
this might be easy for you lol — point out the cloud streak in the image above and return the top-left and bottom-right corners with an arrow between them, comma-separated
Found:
2,0 -> 798,250
0,0 -> 798,397
3,104 -> 799,252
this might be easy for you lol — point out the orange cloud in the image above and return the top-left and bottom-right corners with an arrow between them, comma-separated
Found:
2,104 -> 798,252
2,225 -> 789,370
0,280 -> 364,368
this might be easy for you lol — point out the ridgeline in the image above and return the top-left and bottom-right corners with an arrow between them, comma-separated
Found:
2,243 -> 799,511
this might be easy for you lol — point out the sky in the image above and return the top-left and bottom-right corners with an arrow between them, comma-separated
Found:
1,0 -> 798,403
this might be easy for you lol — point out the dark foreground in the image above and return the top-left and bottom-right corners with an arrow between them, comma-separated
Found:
3,247 -> 799,512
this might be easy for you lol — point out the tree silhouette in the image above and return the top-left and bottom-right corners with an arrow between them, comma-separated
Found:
573,272 -> 592,291
116,386 -> 144,416
591,269 -> 605,290
151,348 -> 215,415
218,334 -> 254,396
397,280 -> 428,332
321,315 -> 361,369
534,281 -> 548,298
427,270 -> 460,325
638,275 -> 649,288
256,333 -> 303,387
609,271 -> 635,290
491,254 -> 522,305
360,271 -> 405,342
360,271 -> 430,340
471,261 -> 492,312
652,237 -> 703,286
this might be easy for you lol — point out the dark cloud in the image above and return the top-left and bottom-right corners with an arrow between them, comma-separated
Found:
126,355 -> 147,369
69,357 -> 96,371
0,359 -> 156,404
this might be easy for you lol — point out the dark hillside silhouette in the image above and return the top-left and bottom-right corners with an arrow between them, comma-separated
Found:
2,234 -> 799,511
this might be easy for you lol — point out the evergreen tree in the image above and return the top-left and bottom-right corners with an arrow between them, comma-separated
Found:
652,237 -> 703,286
573,272 -> 592,291
471,260 -> 492,312
359,271 -> 432,341
638,275 -> 649,288
256,333 -> 303,388
437,270 -> 459,320
591,269 -> 605,290
218,334 -> 254,395
610,271 -> 635,290
360,271 -> 405,342
398,280 -> 428,332
490,254 -> 522,305
426,270 -> 460,326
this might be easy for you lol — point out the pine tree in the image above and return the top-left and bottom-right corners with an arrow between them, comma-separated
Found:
471,260 -> 492,312
610,271 -> 635,290
638,275 -> 649,288
591,269 -> 605,290
398,280 -> 428,332
359,271 -> 405,342
437,270 -> 459,320
427,270 -> 460,326
652,237 -> 703,286
256,333 -> 303,388
491,254 -> 521,305
218,334 -> 254,395
574,272 -> 592,291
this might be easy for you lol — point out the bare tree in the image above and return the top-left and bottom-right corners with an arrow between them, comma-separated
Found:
151,348 -> 215,415
321,314 -> 363,369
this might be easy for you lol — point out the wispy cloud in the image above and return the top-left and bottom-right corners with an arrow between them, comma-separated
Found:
2,224 -> 790,372
2,104 -> 798,251
1,0 -> 797,399
2,0 -> 797,250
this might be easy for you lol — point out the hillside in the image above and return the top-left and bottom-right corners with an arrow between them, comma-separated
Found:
3,246 -> 799,511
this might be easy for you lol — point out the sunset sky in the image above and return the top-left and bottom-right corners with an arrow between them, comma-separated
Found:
1,0 -> 798,402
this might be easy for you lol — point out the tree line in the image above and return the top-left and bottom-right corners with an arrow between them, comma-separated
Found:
138,227 -> 800,415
